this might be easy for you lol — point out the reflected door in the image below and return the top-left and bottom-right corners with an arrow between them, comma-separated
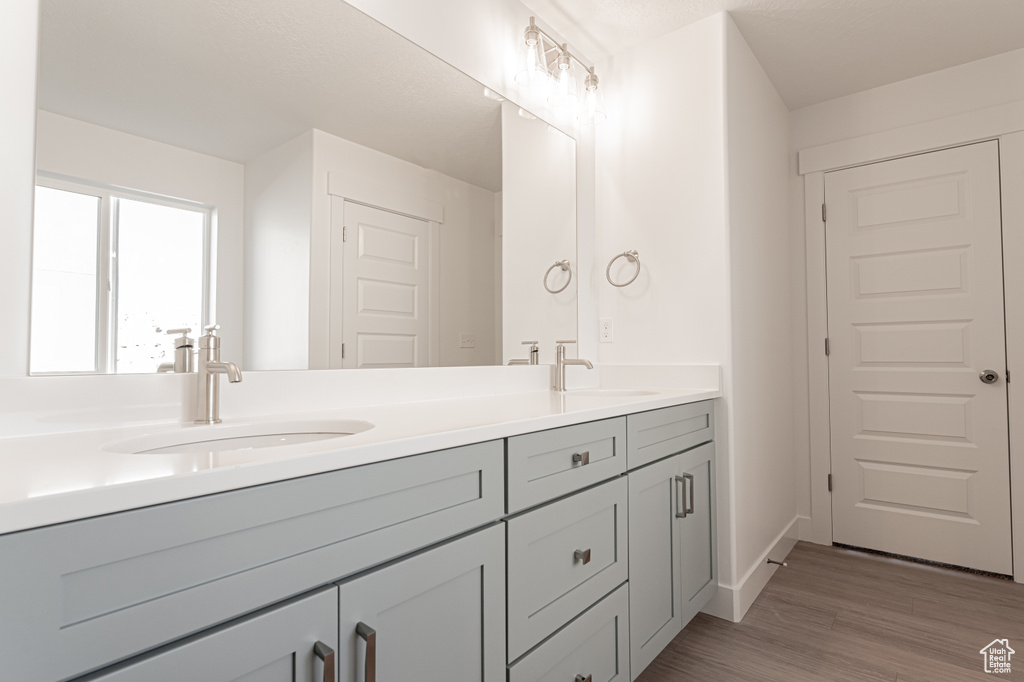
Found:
333,199 -> 433,369
825,141 -> 1012,574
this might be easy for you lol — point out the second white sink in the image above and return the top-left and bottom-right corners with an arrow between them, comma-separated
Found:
104,419 -> 375,456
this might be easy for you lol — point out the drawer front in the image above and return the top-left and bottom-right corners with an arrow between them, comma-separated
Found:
508,584 -> 629,682
507,417 -> 626,513
627,401 -> 714,469
507,477 -> 629,661
0,441 -> 503,682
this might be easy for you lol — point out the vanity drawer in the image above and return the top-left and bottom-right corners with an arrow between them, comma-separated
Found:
508,584 -> 629,682
507,416 -> 626,513
0,441 -> 503,682
627,401 -> 715,469
506,477 -> 628,662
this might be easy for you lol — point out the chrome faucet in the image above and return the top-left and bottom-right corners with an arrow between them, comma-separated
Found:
554,340 -> 593,392
156,328 -> 194,374
195,325 -> 242,424
507,340 -> 540,365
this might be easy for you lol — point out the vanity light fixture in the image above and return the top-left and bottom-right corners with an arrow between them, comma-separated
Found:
515,17 -> 605,123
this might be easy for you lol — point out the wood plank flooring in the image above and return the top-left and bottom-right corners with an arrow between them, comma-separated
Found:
636,541 -> 1024,681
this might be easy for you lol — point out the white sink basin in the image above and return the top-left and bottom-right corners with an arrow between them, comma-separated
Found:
104,419 -> 375,456
567,389 -> 657,397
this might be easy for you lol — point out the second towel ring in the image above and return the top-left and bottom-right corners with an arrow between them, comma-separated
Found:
544,259 -> 573,294
607,250 -> 641,287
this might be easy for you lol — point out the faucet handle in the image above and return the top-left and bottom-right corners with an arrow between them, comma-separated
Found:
165,327 -> 192,336
203,324 -> 221,337
555,340 -> 577,345
522,340 -> 539,346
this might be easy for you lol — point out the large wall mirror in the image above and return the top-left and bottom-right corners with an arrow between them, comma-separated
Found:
31,0 -> 577,374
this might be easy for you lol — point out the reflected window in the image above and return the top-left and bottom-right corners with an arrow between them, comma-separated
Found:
30,178 -> 211,374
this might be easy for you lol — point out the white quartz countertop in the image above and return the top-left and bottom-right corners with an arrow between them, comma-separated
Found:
0,386 -> 719,535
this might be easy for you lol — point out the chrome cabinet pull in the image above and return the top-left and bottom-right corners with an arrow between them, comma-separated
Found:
574,548 -> 592,565
572,451 -> 590,466
576,675 -> 593,682
674,475 -> 687,518
684,472 -> 695,516
313,641 -> 335,682
356,622 -> 376,682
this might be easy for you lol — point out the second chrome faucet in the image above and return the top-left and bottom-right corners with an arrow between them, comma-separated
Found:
195,325 -> 242,424
554,340 -> 593,392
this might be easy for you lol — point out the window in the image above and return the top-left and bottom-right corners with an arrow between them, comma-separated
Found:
30,177 -> 212,374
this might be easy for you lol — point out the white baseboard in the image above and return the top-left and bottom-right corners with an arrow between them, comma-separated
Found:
701,516 -> 800,622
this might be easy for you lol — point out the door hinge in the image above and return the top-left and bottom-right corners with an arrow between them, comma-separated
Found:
1007,370 -> 1011,383
341,343 -> 345,359
828,473 -> 832,492
825,337 -> 830,356
822,203 -> 827,223
342,225 -> 347,242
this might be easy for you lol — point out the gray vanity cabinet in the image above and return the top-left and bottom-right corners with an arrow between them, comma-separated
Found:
336,524 -> 506,682
627,437 -> 717,681
80,587 -> 338,682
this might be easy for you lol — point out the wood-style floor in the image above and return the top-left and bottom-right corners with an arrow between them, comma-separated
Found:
637,541 -> 1024,681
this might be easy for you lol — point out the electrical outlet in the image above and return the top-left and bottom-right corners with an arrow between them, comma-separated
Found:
599,317 -> 614,343
459,333 -> 476,349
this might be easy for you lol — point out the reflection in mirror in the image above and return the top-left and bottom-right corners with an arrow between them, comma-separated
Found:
32,0 -> 578,374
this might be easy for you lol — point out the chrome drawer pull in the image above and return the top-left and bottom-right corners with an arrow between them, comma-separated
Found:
313,641 -> 335,682
674,474 -> 687,518
684,472 -> 695,516
576,675 -> 593,682
356,622 -> 376,682
574,548 -> 592,565
572,451 -> 590,466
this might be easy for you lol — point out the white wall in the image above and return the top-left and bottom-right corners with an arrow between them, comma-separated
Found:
35,111 -> 246,364
789,47 -> 1024,534
0,0 -> 39,376
501,102 -> 577,364
721,16 -> 796,616
310,129 -> 497,368
244,131 -> 314,370
596,13 -> 795,621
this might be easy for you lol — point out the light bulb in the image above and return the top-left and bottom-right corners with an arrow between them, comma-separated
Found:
547,46 -> 579,109
578,71 -> 607,124
515,21 -> 551,92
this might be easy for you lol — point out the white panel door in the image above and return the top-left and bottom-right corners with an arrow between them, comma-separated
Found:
825,141 -> 1012,575
340,201 -> 430,369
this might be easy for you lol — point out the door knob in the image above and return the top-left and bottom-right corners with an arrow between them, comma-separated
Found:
980,370 -> 999,384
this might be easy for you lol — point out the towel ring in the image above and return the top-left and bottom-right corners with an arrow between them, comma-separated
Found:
606,250 -> 641,287
544,259 -> 572,294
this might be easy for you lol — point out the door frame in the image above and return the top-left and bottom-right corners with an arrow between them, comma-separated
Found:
327,173 -> 442,370
799,103 -> 1024,582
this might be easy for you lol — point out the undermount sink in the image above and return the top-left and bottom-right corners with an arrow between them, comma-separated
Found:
104,419 -> 375,456
567,389 -> 657,397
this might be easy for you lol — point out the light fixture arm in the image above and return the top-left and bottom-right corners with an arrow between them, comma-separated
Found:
525,17 -> 595,76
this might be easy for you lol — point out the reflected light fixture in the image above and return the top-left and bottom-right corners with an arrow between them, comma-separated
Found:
515,16 -> 605,123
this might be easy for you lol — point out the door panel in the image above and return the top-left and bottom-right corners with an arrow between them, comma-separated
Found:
336,524 -> 505,682
825,141 -> 1012,574
335,200 -> 431,369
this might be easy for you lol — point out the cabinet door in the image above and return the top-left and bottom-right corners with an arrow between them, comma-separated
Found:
627,455 -> 682,680
677,442 -> 717,627
84,587 -> 338,681
336,524 -> 505,682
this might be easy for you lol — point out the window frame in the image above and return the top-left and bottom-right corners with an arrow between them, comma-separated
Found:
31,173 -> 214,375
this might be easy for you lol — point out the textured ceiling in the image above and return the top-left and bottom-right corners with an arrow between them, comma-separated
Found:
522,0 -> 1024,109
37,0 -> 502,191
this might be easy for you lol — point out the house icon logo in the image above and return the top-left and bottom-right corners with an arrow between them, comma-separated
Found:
980,639 -> 1014,674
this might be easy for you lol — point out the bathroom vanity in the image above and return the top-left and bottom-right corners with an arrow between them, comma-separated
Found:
0,390 -> 718,682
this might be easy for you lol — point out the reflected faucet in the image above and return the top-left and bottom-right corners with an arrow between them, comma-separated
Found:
156,328 -> 195,374
507,340 -> 540,365
554,340 -> 593,392
195,325 -> 242,424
